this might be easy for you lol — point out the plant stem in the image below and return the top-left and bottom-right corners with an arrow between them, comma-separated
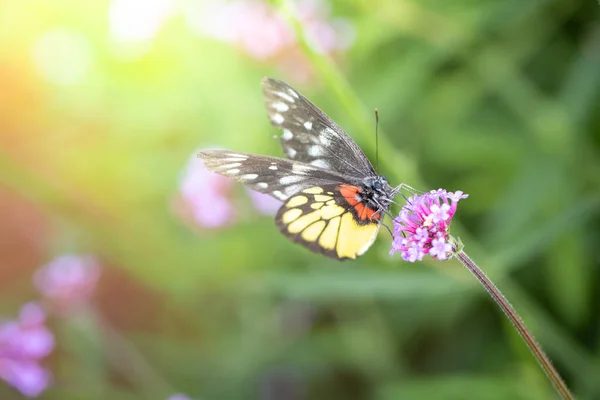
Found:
455,250 -> 573,400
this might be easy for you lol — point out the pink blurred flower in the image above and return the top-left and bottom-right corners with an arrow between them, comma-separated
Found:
186,0 -> 294,59
179,151 -> 236,228
246,188 -> 281,216
185,0 -> 354,71
167,395 -> 195,400
0,303 -> 54,398
34,254 -> 100,313
390,189 -> 468,262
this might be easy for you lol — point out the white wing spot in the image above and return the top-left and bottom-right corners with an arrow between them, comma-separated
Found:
217,163 -> 241,170
226,169 -> 240,174
241,174 -> 258,180
287,148 -> 297,158
304,121 -> 312,130
323,127 -> 338,136
292,164 -> 312,173
269,165 -> 278,170
272,101 -> 289,112
228,153 -> 247,158
308,145 -> 323,157
272,190 -> 287,200
320,128 -> 337,146
271,113 -> 284,124
310,159 -> 329,169
257,182 -> 268,189
282,129 -> 293,140
274,91 -> 295,103
320,136 -> 332,146
280,175 -> 304,185
284,184 -> 303,196
287,88 -> 299,99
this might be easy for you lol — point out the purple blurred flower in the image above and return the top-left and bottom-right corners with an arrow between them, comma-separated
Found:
0,303 -> 54,398
295,0 -> 355,54
246,188 -> 281,216
187,0 -> 294,60
185,0 -> 354,61
390,189 -> 468,262
34,254 -> 100,313
179,151 -> 236,228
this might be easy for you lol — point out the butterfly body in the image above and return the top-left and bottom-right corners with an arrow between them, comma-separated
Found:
198,78 -> 395,260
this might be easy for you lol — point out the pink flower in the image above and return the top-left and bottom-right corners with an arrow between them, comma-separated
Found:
179,151 -> 236,228
185,0 -> 354,62
34,255 -> 100,313
246,188 -> 281,215
390,189 -> 468,262
0,303 -> 54,398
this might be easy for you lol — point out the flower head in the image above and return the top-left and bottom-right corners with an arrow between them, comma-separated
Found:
185,0 -> 354,81
34,254 -> 100,313
390,189 -> 468,262
179,151 -> 236,228
0,303 -> 54,397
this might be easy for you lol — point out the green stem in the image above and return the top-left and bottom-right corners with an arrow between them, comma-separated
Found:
88,308 -> 174,397
455,251 -> 573,399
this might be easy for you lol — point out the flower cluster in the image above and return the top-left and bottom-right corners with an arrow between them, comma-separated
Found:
179,152 -> 237,228
0,254 -> 102,396
185,0 -> 354,80
34,254 -> 101,314
246,187 -> 281,216
0,303 -> 54,398
177,151 -> 281,229
390,189 -> 468,262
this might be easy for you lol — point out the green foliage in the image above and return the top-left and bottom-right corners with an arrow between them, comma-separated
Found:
0,0 -> 598,398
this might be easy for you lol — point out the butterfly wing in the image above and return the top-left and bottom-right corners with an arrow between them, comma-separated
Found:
198,150 -> 382,260
198,78 -> 387,260
262,78 -> 375,178
198,149 -> 355,201
275,185 -> 381,260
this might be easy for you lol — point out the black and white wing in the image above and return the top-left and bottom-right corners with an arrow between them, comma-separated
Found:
198,149 -> 353,201
262,78 -> 375,178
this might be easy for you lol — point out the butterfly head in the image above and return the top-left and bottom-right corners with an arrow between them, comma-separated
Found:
362,175 -> 393,213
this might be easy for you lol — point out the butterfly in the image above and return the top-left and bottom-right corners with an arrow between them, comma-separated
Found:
198,78 -> 398,260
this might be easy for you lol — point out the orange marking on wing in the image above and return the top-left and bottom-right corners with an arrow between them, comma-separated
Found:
339,184 -> 360,206
364,207 -> 381,221
339,184 -> 382,222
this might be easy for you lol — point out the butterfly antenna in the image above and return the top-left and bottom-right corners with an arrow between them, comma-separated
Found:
375,109 -> 380,173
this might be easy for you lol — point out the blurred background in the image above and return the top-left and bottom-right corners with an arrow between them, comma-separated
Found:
0,0 -> 599,399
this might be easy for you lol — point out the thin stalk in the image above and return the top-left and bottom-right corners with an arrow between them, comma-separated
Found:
455,251 -> 573,400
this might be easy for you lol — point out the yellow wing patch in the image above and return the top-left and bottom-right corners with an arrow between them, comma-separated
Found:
276,187 -> 380,260
302,220 -> 326,241
286,195 -> 308,208
336,212 -> 379,258
318,215 -> 340,250
302,187 -> 323,194
282,208 -> 302,224
288,212 -> 321,233
314,194 -> 333,202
